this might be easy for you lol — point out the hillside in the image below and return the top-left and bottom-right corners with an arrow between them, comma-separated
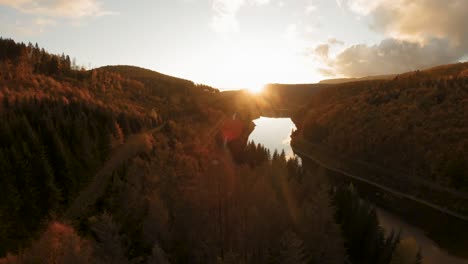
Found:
319,62 -> 468,84
261,83 -> 328,110
0,37 -> 226,256
294,62 -> 468,200
98,65 -> 219,95
98,65 -> 193,86
319,74 -> 396,84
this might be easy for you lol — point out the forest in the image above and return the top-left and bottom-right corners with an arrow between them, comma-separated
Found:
0,37 -> 423,263
293,64 -> 468,215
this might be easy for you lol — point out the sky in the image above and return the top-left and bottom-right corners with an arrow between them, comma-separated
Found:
1,0 -> 467,90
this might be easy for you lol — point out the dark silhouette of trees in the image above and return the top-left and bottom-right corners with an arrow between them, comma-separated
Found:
334,185 -> 400,264
0,96 -> 145,255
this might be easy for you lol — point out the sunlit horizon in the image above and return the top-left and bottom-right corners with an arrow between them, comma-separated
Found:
2,0 -> 466,89
245,85 -> 266,94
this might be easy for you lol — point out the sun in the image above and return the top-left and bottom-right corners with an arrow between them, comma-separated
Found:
246,85 -> 265,94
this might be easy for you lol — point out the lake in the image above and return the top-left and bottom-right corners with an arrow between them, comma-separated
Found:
248,117 -> 297,159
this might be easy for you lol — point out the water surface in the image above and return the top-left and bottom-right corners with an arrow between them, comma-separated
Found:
248,117 -> 296,158
377,208 -> 468,264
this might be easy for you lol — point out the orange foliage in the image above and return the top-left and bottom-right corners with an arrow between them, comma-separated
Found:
0,222 -> 94,264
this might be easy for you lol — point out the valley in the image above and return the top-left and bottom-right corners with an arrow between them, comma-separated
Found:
0,37 -> 467,264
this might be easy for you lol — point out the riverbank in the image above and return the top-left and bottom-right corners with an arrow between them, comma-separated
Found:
377,208 -> 468,264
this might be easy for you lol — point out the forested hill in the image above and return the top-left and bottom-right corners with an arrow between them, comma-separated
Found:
318,62 -> 468,84
0,37 -> 425,264
294,62 -> 468,207
0,37 -> 223,256
98,65 -> 193,86
261,83 -> 328,110
98,65 -> 219,95
319,74 -> 396,84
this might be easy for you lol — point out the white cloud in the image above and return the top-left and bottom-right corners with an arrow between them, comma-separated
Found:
211,0 -> 270,33
211,0 -> 244,33
328,38 -> 344,46
352,0 -> 383,15
0,0 -> 117,18
0,0 -> 116,35
321,0 -> 468,77
337,0 -> 467,47
323,38 -> 460,77
305,4 -> 317,15
311,38 -> 344,63
335,0 -> 384,15
252,0 -> 271,5
314,44 -> 329,60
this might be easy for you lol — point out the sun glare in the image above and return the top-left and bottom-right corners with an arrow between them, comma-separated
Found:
247,85 -> 265,94
193,37 -> 320,92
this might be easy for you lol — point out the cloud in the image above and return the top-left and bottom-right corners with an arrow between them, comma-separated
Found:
305,4 -> 317,15
314,44 -> 329,60
318,68 -> 336,77
211,0 -> 270,33
371,0 -> 468,48
211,0 -> 244,33
323,0 -> 468,77
323,38 -> 460,77
311,38 -> 344,62
252,0 -> 271,5
0,0 -> 117,18
328,38 -> 344,46
0,0 -> 116,35
337,0 -> 383,15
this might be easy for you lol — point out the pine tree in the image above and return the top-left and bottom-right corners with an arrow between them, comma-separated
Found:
334,184 -> 400,264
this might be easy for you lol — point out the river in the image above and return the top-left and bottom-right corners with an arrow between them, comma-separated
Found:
248,116 -> 468,264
